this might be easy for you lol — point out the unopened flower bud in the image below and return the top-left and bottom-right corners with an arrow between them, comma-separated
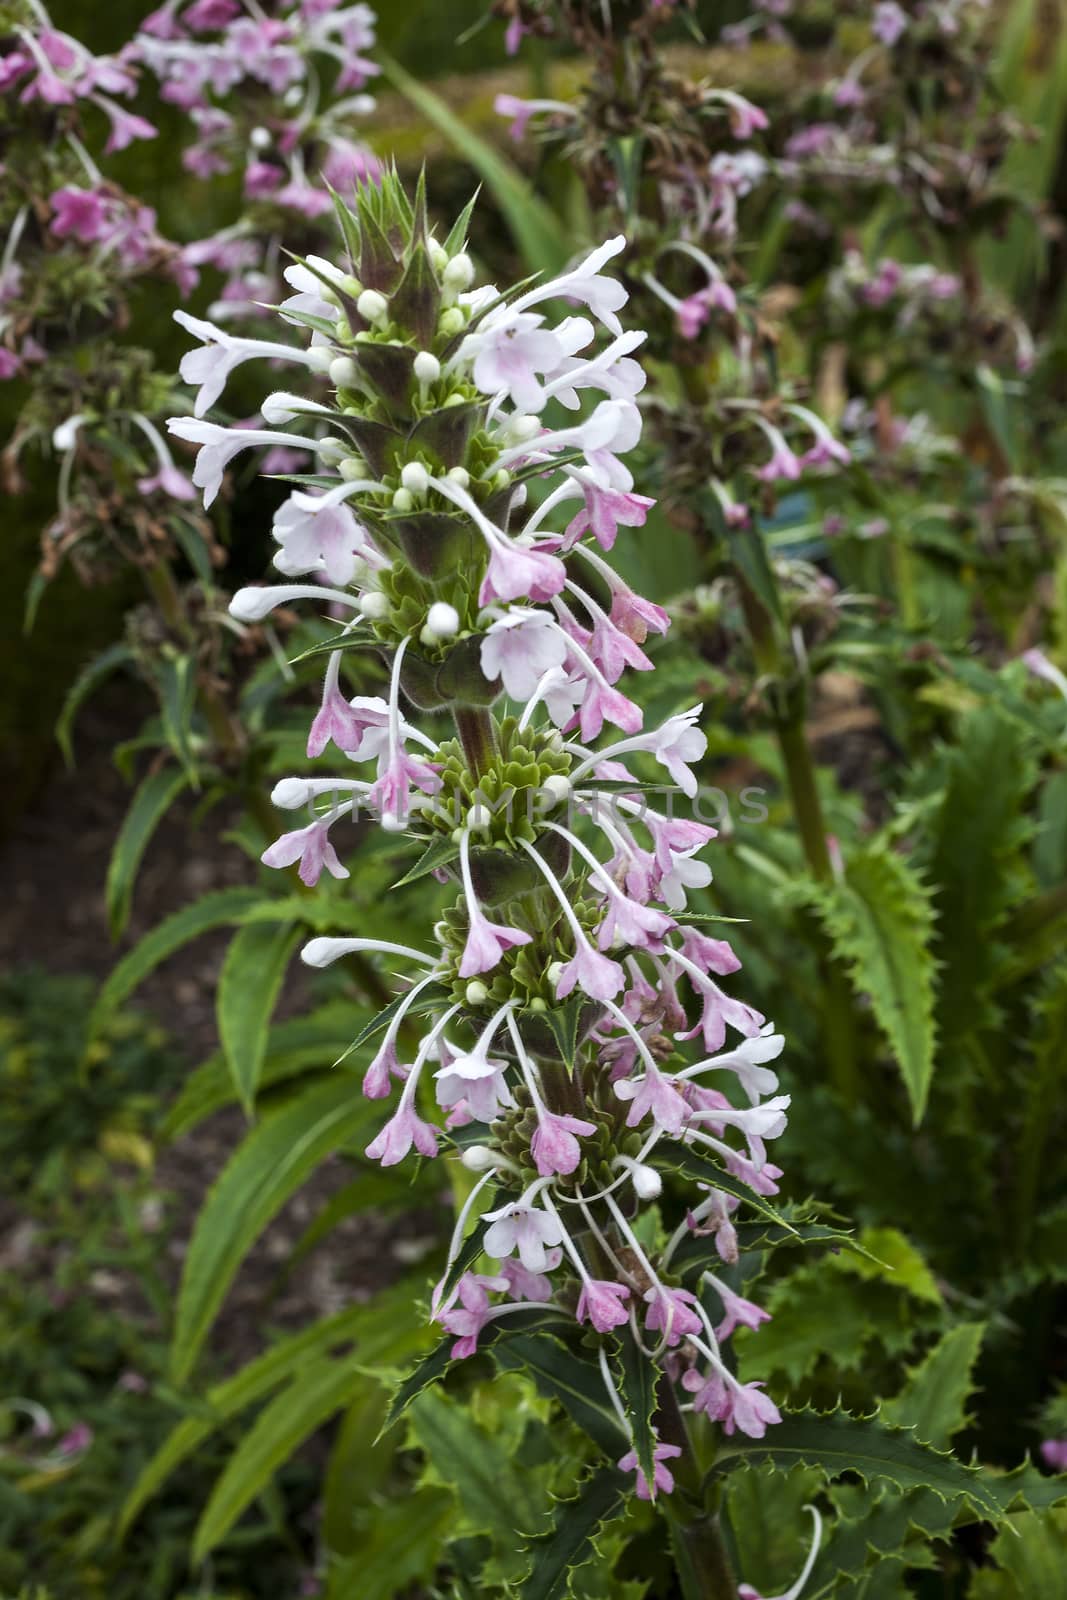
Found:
329,356 -> 358,387
426,601 -> 460,637
461,1144 -> 496,1172
392,488 -> 415,511
414,351 -> 440,383
401,461 -> 429,494
339,456 -> 367,481
467,803 -> 492,832
465,980 -> 489,1005
510,414 -> 541,442
539,775 -> 572,808
438,307 -> 465,337
443,253 -> 474,290
630,1163 -> 662,1200
249,126 -> 271,150
529,998 -> 548,1013
359,591 -> 390,620
546,961 -> 565,987
492,469 -> 511,490
357,289 -> 388,324
341,274 -> 362,298
447,466 -> 470,488
428,240 -> 449,270
306,345 -> 335,374
271,778 -> 313,808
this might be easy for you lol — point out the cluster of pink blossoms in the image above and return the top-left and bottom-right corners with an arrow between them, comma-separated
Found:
171,176 -> 790,1499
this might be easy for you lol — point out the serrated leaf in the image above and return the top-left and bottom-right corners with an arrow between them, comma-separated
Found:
89,886 -> 265,1036
493,1332 -> 629,1456
882,1323 -> 986,1449
835,1227 -> 941,1305
216,919 -> 302,1111
519,1468 -> 629,1600
383,1307 -> 569,1432
105,766 -> 190,939
409,1387 -> 545,1548
338,981 -> 451,1065
171,1075 -> 379,1383
614,1331 -> 658,1494
543,995 -> 584,1069
978,1506 -> 1067,1596
808,1485 -> 959,1597
798,841 -> 938,1122
713,1407 -> 1003,1522
652,1145 -> 798,1232
56,642 -> 132,765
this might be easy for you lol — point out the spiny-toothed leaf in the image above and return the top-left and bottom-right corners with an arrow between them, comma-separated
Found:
408,1387 -> 546,1548
726,1465 -> 825,1599
287,626 -> 378,665
809,1486 -> 960,1598
383,1307 -> 570,1432
673,1216 -> 862,1275
336,982 -> 451,1065
651,1145 -> 797,1232
976,1506 -> 1067,1595
393,836 -> 461,888
106,765 -> 191,939
920,707 -> 1037,1047
982,1460 -> 1067,1515
493,1332 -> 630,1457
518,1467 -> 629,1600
713,1406 -> 1003,1522
614,1330 -> 658,1494
1014,961 -> 1067,1237
793,840 -> 938,1123
882,1323 -> 986,1450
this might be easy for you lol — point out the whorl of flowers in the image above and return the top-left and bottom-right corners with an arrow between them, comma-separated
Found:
170,174 -> 789,1495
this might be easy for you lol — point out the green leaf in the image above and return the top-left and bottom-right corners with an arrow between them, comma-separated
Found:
977,1507 -> 1067,1597
216,919 -> 302,1111
157,649 -> 199,777
324,1487 -> 455,1600
882,1323 -> 986,1449
409,1387 -> 545,1545
383,1308 -> 567,1432
160,1004 -> 362,1139
56,642 -> 132,765
652,1145 -> 798,1232
493,1332 -> 629,1456
714,1407 -> 1003,1522
171,1075 -> 378,1382
321,1383 -> 397,1556
393,835 -> 461,888
519,1468 -> 629,1600
192,1356 -> 373,1560
120,1290 -> 415,1537
89,886 -> 265,1036
798,841 -> 938,1122
614,1331 -> 658,1494
105,766 -> 190,939
378,53 -> 571,277
543,995 -> 584,1069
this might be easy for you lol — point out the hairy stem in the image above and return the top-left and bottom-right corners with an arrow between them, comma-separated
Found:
453,705 -> 498,779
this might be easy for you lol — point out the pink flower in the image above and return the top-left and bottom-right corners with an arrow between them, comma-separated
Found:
618,1440 -> 682,1501
556,937 -> 625,1004
713,1282 -> 771,1341
438,1272 -> 509,1359
261,816 -> 349,887
614,1069 -> 688,1134
872,1 -> 908,45
1041,1439 -> 1067,1473
576,678 -> 643,742
0,52 -> 31,92
361,1034 -> 407,1100
481,608 -> 568,700
50,187 -> 109,244
368,746 -> 442,828
479,540 -> 567,607
307,663 -> 390,761
495,92 -> 536,141
727,96 -> 769,139
365,1103 -> 439,1167
273,492 -> 369,586
244,160 -> 285,198
596,890 -> 674,954
643,1285 -> 703,1347
531,1110 -> 596,1178
459,911 -> 532,978
723,1380 -> 781,1438
99,101 -> 158,155
0,349 -> 22,381
607,578 -> 670,643
499,1252 -> 559,1301
677,969 -> 765,1055
434,1038 -> 514,1123
564,481 -> 655,552
137,464 -> 197,500
472,312 -> 565,411
186,0 -> 241,25
57,1423 -> 94,1457
576,1278 -> 631,1332
680,927 -> 741,977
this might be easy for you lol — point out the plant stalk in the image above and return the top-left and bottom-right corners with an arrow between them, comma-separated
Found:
453,704 -> 498,779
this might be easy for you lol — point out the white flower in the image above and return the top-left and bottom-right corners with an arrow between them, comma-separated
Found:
480,608 -> 568,700
483,1202 -> 565,1274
